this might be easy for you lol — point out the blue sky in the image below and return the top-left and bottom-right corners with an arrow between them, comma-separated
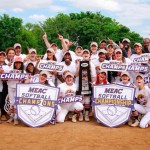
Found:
0,0 -> 150,38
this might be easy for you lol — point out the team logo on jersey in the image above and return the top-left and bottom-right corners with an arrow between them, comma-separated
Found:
92,84 -> 135,127
15,83 -> 59,127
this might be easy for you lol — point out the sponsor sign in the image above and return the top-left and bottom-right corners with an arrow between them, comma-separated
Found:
15,83 -> 59,127
92,84 -> 135,127
37,60 -> 64,72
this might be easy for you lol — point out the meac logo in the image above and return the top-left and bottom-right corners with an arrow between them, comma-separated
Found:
92,84 -> 135,128
15,83 -> 59,127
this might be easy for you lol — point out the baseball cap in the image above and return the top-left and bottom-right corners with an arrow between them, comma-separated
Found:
29,48 -> 37,54
0,51 -> 6,56
82,49 -> 90,54
50,43 -> 57,47
134,43 -> 142,48
26,62 -> 34,67
63,51 -> 71,57
122,38 -> 130,43
90,42 -> 98,47
136,74 -> 144,79
14,57 -> 23,62
40,71 -> 49,77
107,44 -> 113,48
121,72 -> 130,78
64,71 -> 74,79
47,48 -> 55,53
115,49 -> 122,54
75,46 -> 83,50
14,43 -> 21,49
98,49 -> 107,54
100,39 -> 107,44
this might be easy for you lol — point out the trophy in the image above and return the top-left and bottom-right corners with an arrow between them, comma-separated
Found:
77,61 -> 92,96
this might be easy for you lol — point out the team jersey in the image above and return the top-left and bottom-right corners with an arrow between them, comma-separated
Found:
14,54 -> 26,61
57,82 -> 77,107
135,85 -> 150,107
59,61 -> 76,75
43,49 -> 63,63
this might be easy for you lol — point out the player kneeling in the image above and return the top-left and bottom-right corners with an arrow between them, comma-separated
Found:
56,71 -> 83,123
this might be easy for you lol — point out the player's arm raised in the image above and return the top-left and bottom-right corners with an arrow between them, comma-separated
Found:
43,32 -> 51,48
58,34 -> 68,53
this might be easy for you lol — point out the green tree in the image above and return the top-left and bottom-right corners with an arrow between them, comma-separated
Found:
41,12 -> 142,51
0,14 -> 22,50
0,12 -> 143,54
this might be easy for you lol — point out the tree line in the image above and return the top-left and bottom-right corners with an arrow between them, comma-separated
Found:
0,11 -> 142,54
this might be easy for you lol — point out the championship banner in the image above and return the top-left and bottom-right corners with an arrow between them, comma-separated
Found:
132,53 -> 150,63
0,73 -> 29,80
15,83 -> 59,127
58,95 -> 82,103
127,63 -> 149,73
100,62 -> 127,72
144,74 -> 150,84
77,61 -> 92,95
37,60 -> 64,72
92,84 -> 135,127
100,62 -> 149,73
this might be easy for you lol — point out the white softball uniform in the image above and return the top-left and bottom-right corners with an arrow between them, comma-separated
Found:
30,74 -> 55,87
7,70 -> 26,106
134,86 -> 150,128
14,54 -> 27,61
56,82 -> 83,123
57,61 -> 76,85
43,49 -> 63,63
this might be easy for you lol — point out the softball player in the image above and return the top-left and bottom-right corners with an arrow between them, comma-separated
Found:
134,74 -> 150,128
56,71 -> 83,123
7,56 -> 25,125
75,49 -> 96,122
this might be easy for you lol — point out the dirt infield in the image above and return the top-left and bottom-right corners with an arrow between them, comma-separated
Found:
0,118 -> 150,150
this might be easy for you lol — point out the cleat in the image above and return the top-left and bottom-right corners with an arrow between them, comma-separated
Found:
85,115 -> 90,122
79,113 -> 83,122
14,119 -> 19,125
130,119 -> 139,127
1,115 -> 8,121
7,117 -> 13,123
72,114 -> 77,123
128,119 -> 134,126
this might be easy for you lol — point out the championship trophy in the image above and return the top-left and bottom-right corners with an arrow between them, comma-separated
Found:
77,61 -> 92,96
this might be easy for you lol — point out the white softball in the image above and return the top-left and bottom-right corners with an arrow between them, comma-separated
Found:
30,106 -> 40,115
107,106 -> 117,116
